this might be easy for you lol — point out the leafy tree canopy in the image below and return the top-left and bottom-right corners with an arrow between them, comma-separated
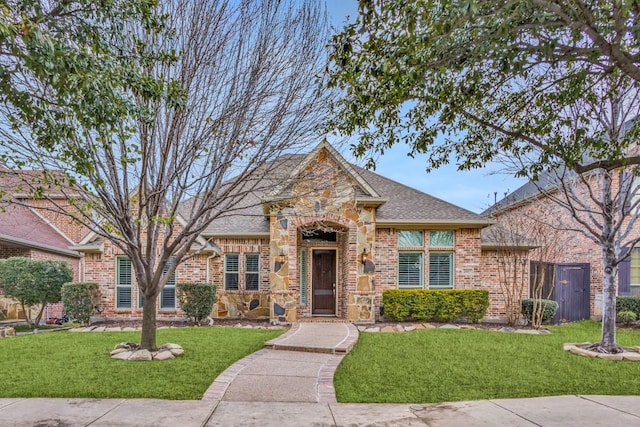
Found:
0,257 -> 73,326
0,0 -> 172,174
328,0 -> 640,177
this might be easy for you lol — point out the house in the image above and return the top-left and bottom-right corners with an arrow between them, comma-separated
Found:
485,169 -> 639,322
0,169 -> 83,320
2,142 -> 524,323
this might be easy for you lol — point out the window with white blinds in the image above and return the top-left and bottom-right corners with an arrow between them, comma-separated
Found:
245,254 -> 260,291
160,259 -> 176,309
429,252 -> 453,288
225,254 -> 240,290
116,257 -> 132,308
398,252 -> 423,288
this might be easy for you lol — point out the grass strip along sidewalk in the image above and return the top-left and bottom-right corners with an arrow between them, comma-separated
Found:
0,327 -> 283,400
334,321 -> 640,403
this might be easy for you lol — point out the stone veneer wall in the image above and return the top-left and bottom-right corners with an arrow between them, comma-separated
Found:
209,238 -> 271,319
267,147 -> 376,323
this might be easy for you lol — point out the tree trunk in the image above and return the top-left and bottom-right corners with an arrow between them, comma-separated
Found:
600,243 -> 619,351
140,291 -> 158,351
34,303 -> 46,327
19,301 -> 32,327
599,171 -> 621,352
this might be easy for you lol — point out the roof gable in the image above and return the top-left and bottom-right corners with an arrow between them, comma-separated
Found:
265,140 -> 382,203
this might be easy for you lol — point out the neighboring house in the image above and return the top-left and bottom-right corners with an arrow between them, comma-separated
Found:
485,171 -> 637,322
0,170 -> 83,320
3,142 -> 526,323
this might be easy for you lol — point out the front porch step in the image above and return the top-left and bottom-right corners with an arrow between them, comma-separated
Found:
264,322 -> 359,354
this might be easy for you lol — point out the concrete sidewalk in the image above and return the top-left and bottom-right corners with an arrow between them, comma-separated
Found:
1,395 -> 640,426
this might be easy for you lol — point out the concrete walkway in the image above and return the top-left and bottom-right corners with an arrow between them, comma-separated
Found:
202,322 -> 359,403
2,323 -> 640,426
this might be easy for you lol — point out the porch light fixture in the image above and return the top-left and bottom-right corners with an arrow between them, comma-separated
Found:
361,247 -> 368,265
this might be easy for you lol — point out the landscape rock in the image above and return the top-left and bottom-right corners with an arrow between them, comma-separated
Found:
110,348 -> 129,356
404,325 -> 416,332
168,347 -> 185,357
112,351 -> 133,360
440,324 -> 460,329
153,350 -> 175,361
129,349 -> 153,361
380,326 -> 396,333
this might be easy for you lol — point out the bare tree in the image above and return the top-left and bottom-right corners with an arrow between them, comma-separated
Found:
489,76 -> 640,350
1,0 -> 331,350
487,207 -> 565,328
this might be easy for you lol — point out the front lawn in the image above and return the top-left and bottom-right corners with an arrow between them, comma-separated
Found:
335,321 -> 640,403
0,327 -> 283,399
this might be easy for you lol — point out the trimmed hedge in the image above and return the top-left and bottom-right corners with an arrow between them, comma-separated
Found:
176,283 -> 216,325
520,298 -> 558,325
382,289 -> 489,323
617,296 -> 640,317
61,282 -> 101,325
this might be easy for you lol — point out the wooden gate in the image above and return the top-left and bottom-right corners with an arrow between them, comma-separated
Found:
554,263 -> 590,323
530,262 -> 590,323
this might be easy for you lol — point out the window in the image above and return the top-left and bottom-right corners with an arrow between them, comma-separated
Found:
430,230 -> 454,247
398,252 -> 423,288
245,254 -> 260,291
160,259 -> 176,309
116,257 -> 132,308
398,230 -> 423,247
300,248 -> 308,305
631,249 -> 640,296
225,254 -> 239,290
429,252 -> 453,288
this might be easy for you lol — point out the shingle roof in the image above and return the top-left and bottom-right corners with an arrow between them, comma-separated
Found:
0,203 -> 79,257
355,166 -> 492,225
199,145 -> 491,236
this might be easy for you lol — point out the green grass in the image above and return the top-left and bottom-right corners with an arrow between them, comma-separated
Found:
0,327 -> 283,399
335,321 -> 640,403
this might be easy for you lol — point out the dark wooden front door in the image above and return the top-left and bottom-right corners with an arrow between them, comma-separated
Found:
312,249 -> 336,315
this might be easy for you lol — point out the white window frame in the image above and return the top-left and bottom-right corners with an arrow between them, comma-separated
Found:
224,254 -> 240,291
429,251 -> 454,289
244,253 -> 260,291
398,252 -> 424,289
116,256 -> 132,309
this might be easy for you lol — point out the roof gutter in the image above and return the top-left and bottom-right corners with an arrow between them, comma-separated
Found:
0,234 -> 81,258
376,218 -> 495,229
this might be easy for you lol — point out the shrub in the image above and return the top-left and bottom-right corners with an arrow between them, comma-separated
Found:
617,310 -> 637,326
382,289 -> 489,323
0,257 -> 73,326
617,296 -> 640,317
521,299 -> 558,325
61,282 -> 101,326
176,283 -> 216,325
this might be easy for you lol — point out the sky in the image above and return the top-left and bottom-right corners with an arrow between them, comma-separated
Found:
324,0 -> 526,214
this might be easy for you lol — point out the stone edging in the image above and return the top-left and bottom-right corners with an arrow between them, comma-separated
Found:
69,324 -> 285,333
563,343 -> 640,361
358,323 -> 552,334
201,348 -> 269,402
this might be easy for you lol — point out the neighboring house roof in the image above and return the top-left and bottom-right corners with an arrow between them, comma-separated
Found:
201,141 -> 492,237
0,203 -> 80,258
480,225 -> 539,250
483,171 -> 558,215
